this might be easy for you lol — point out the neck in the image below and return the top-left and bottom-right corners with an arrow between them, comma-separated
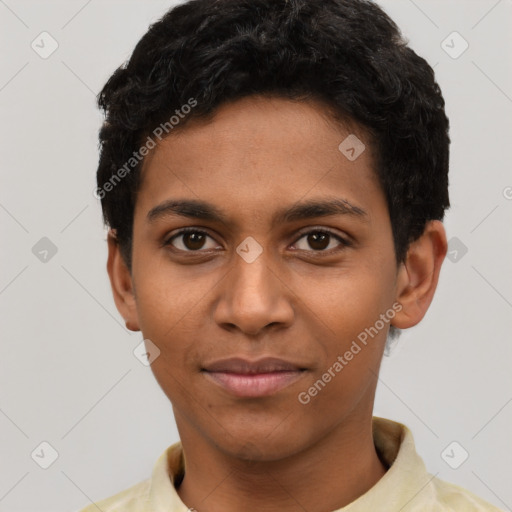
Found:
176,413 -> 387,512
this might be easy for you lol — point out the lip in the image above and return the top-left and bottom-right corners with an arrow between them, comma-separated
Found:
202,357 -> 307,398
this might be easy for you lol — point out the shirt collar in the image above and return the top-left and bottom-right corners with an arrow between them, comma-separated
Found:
147,416 -> 433,511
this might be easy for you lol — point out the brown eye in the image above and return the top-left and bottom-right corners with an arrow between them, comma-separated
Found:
293,229 -> 349,252
182,232 -> 206,250
306,232 -> 330,250
166,230 -> 219,252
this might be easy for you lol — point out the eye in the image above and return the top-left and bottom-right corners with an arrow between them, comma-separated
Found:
292,229 -> 350,252
165,229 -> 221,252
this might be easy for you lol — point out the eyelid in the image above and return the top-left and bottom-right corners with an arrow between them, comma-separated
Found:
291,226 -> 352,250
164,225 -> 352,253
163,227 -> 221,250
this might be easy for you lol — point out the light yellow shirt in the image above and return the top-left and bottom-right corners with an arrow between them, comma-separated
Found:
79,417 -> 503,511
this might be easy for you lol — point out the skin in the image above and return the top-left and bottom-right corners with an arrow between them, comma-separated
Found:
107,95 -> 447,512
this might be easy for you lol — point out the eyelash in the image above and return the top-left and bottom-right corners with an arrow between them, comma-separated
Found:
163,226 -> 352,255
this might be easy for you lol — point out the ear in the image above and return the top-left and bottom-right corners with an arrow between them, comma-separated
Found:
106,229 -> 140,332
391,220 -> 447,329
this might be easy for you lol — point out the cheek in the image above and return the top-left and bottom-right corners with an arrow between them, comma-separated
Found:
302,263 -> 396,387
307,264 -> 395,338
297,289 -> 389,421
133,251 -> 209,334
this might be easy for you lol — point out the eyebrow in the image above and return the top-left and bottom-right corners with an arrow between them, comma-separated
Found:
146,198 -> 368,226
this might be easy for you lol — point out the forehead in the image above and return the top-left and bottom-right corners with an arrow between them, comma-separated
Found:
135,95 -> 383,225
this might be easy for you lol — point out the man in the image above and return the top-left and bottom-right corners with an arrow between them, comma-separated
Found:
83,0 -> 502,510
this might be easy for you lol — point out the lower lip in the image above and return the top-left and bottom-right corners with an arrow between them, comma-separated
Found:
204,371 -> 304,397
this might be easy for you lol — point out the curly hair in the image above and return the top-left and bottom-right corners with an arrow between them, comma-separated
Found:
96,0 -> 450,269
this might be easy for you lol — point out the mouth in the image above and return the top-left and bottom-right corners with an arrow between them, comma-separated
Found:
202,357 -> 307,398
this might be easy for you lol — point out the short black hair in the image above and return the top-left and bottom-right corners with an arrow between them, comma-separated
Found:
96,0 -> 450,269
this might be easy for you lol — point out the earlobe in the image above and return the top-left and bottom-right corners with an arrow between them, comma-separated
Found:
391,220 -> 447,330
106,229 -> 141,332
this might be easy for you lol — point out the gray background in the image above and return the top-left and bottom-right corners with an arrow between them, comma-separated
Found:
1,0 -> 511,510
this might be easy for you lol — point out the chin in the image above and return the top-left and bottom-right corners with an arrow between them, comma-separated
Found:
210,422 -> 311,463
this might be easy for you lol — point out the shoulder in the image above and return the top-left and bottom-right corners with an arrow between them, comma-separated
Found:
428,475 -> 504,511
78,478 -> 151,512
77,442 -> 184,512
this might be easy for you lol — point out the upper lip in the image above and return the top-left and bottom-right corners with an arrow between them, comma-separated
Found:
202,357 -> 305,374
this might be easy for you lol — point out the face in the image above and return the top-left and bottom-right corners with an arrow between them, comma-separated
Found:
123,96 -> 402,460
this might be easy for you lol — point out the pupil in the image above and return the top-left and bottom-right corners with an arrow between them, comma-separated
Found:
308,232 -> 329,250
185,232 -> 205,250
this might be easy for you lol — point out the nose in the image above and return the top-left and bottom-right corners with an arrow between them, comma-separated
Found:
213,248 -> 295,336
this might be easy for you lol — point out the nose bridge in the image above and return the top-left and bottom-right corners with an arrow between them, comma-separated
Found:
213,242 -> 294,334
229,245 -> 275,308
